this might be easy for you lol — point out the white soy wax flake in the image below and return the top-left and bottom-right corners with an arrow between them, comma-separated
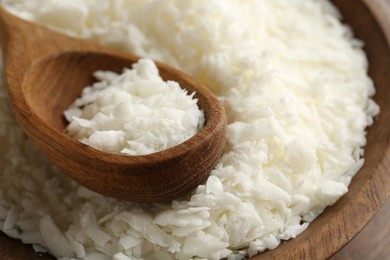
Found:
0,0 -> 380,259
64,58 -> 204,155
39,215 -> 74,258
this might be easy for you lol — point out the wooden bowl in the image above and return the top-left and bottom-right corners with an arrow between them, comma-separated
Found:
0,0 -> 389,258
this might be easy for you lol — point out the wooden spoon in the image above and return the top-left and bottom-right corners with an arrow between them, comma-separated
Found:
0,8 -> 227,203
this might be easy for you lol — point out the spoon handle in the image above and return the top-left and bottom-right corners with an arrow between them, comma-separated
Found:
0,8 -> 99,71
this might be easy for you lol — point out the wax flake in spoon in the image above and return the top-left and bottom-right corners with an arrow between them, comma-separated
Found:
64,58 -> 205,155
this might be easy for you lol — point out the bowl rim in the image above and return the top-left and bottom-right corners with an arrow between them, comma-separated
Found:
254,0 -> 390,258
0,0 -> 388,259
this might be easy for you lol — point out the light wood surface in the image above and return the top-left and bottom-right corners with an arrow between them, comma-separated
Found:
0,8 -> 227,203
0,0 -> 389,259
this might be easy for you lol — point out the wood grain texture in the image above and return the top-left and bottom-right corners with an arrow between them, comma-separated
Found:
330,198 -> 390,260
0,8 -> 227,203
0,0 -> 389,259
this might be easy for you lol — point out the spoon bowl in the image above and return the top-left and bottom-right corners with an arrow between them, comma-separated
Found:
0,9 -> 227,202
